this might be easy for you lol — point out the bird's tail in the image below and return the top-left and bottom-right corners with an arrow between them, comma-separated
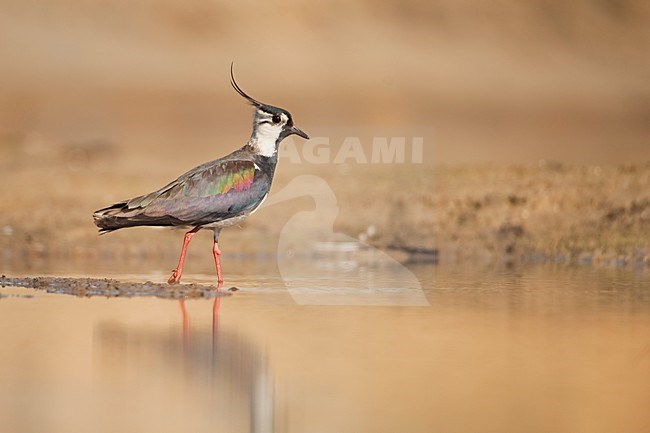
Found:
94,200 -> 185,233
93,202 -> 129,234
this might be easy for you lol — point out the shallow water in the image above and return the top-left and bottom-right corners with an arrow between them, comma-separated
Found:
0,261 -> 649,433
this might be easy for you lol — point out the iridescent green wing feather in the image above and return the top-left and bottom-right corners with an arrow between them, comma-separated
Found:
134,160 -> 256,204
94,158 -> 266,230
205,165 -> 255,196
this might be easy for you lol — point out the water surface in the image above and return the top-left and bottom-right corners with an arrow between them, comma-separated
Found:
0,262 -> 648,433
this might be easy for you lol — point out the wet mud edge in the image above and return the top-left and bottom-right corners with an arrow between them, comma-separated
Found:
0,276 -> 230,299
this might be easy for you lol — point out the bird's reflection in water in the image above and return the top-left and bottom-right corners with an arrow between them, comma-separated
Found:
95,298 -> 275,433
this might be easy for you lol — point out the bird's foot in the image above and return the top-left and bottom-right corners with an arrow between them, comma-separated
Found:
168,269 -> 181,284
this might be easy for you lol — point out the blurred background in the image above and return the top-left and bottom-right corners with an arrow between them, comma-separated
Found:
1,4 -> 650,433
1,0 -> 649,269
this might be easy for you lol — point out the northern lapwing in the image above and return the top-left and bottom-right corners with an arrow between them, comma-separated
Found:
93,65 -> 309,285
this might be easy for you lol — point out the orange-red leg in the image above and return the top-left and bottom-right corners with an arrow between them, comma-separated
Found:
213,241 -> 223,283
168,227 -> 201,284
212,229 -> 223,284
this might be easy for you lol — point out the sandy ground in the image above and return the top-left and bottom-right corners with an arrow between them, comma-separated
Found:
0,139 -> 648,270
0,1 -> 649,271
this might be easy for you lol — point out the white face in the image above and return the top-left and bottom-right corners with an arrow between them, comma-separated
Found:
251,109 -> 290,157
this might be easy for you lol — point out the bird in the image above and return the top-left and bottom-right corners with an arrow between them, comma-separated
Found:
93,65 -> 309,286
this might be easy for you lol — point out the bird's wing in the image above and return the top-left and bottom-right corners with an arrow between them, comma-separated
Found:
97,159 -> 267,227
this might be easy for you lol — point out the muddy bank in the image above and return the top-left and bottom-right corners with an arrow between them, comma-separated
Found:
356,164 -> 650,267
0,276 -> 229,299
0,149 -> 648,269
293,164 -> 650,268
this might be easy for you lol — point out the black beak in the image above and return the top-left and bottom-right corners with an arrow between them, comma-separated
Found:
288,125 -> 309,140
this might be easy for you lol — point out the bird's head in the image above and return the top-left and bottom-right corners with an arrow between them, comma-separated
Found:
231,65 -> 309,158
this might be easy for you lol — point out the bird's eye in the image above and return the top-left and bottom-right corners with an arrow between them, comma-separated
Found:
272,115 -> 281,124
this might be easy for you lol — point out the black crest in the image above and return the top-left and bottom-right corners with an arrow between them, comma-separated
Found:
230,63 -> 265,108
230,63 -> 289,118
